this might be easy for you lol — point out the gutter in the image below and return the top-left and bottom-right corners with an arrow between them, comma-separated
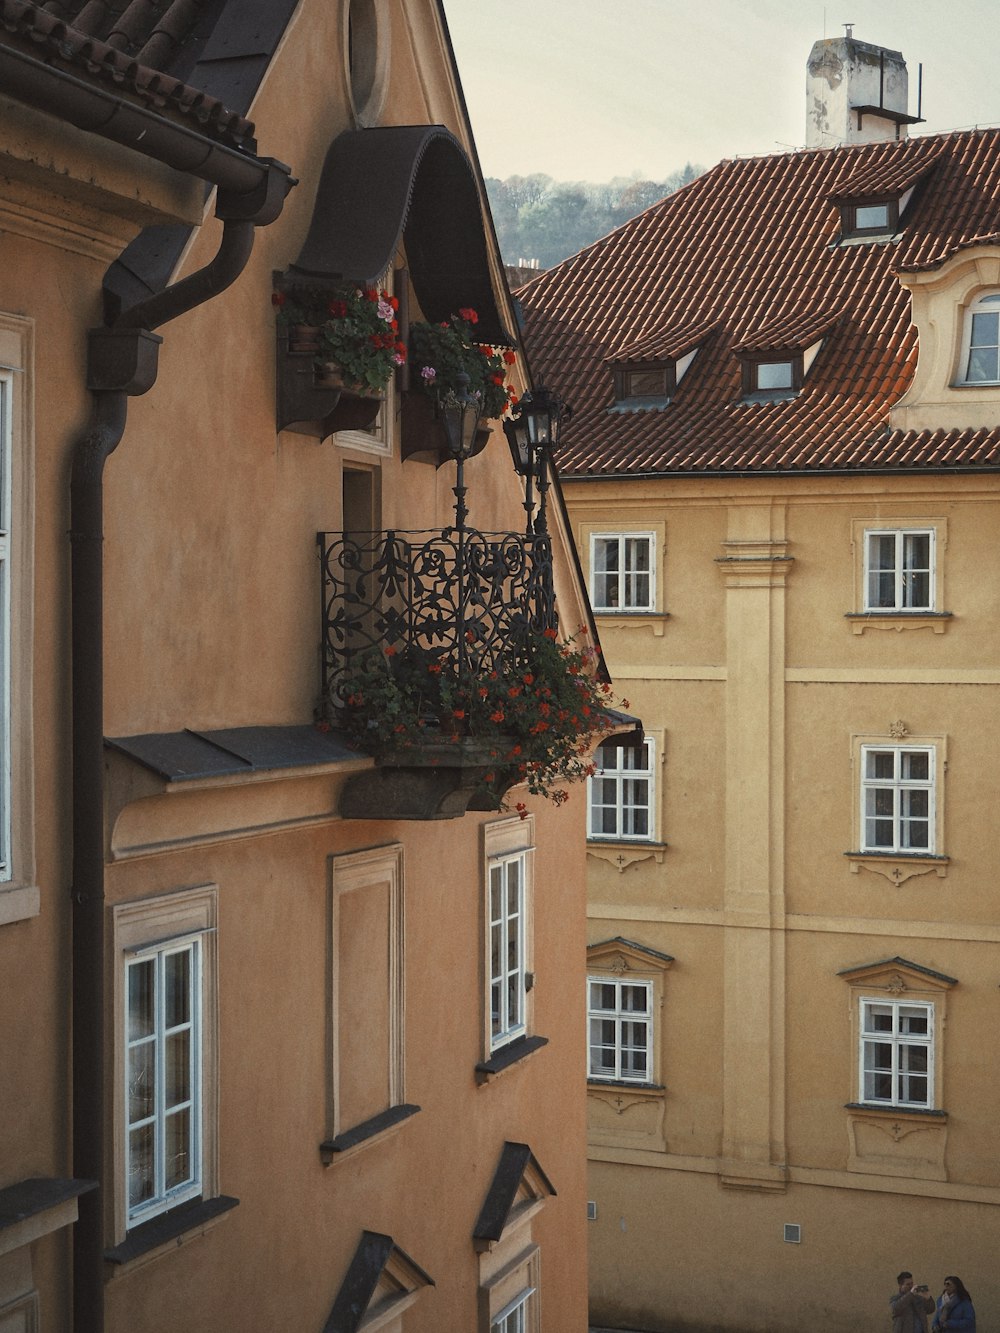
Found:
0,52 -> 299,1333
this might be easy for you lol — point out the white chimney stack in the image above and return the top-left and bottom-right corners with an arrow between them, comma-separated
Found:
806,33 -> 914,149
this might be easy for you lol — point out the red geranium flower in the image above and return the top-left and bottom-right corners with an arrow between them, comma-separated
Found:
458,307 -> 479,324
503,349 -> 517,365
271,291 -> 286,307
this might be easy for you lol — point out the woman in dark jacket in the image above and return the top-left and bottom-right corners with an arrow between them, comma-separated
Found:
932,1276 -> 975,1333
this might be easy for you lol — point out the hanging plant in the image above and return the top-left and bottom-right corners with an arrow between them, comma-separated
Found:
325,628 -> 628,812
408,308 -> 518,421
272,285 -> 407,393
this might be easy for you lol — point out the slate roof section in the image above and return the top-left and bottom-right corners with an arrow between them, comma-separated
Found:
516,130 -> 1000,476
0,0 -> 256,148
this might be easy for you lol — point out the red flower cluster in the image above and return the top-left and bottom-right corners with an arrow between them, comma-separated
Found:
458,307 -> 478,324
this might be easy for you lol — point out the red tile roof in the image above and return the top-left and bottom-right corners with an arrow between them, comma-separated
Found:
516,130 -> 1000,475
0,0 -> 255,149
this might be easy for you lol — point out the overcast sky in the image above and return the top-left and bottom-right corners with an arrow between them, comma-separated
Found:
443,0 -> 1000,182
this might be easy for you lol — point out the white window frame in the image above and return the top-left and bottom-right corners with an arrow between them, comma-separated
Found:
587,975 -> 653,1083
858,996 -> 934,1109
491,1287 -> 535,1332
125,936 -> 203,1226
0,370 -> 10,883
0,313 -> 35,925
483,817 -> 533,1057
959,291 -> 1000,384
588,737 -> 655,841
860,744 -> 935,854
863,528 -> 935,611
112,886 -> 218,1242
589,531 -> 655,612
489,850 -> 526,1052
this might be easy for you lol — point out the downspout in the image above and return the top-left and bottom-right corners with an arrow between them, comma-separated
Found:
71,165 -> 293,1333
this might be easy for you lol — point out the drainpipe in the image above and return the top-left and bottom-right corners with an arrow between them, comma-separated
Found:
71,164 -> 293,1332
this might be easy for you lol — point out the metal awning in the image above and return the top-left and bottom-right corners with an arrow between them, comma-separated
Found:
288,125 -> 514,346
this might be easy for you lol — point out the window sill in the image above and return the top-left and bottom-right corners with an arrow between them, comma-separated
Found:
845,1102 -> 946,1121
844,611 -> 952,635
319,1103 -> 420,1163
587,1079 -> 664,1095
587,840 -> 666,872
475,1034 -> 548,1084
593,610 -> 669,637
104,1195 -> 239,1269
845,851 -> 949,885
0,883 -> 40,927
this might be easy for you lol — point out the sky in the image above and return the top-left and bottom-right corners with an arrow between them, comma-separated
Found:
444,0 -> 1000,183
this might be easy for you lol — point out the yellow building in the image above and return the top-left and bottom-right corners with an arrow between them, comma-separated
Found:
0,3 -> 598,1328
518,34 -> 1000,1333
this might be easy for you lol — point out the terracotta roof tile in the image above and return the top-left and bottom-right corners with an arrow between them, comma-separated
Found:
517,130 -> 1000,475
0,0 -> 255,148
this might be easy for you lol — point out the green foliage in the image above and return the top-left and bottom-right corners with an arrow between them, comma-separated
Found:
486,166 -> 703,269
272,285 -> 406,393
408,309 -> 517,420
331,629 -> 626,811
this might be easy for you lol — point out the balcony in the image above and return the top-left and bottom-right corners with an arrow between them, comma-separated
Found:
318,526 -> 562,819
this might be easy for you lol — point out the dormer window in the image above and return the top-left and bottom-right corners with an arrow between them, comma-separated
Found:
840,194 -> 902,237
605,322 -> 711,412
740,353 -> 803,398
959,292 -> 1000,383
618,363 -> 671,400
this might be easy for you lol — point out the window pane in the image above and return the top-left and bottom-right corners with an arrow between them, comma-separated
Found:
165,1031 -> 191,1106
865,749 -> 895,780
165,1107 -> 192,1191
128,1124 -> 155,1208
164,950 -> 190,1029
966,345 -> 999,382
128,960 -> 155,1041
621,984 -> 648,1014
625,369 -> 665,397
128,1042 -> 155,1123
855,202 -> 889,229
902,751 -> 929,782
756,361 -> 793,390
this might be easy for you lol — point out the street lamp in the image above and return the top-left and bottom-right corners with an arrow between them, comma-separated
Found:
439,371 -> 483,533
503,385 -> 570,534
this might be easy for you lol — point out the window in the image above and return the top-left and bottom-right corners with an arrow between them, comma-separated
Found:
840,196 -> 898,236
587,976 -> 652,1082
111,886 -> 220,1248
755,359 -> 794,390
489,849 -> 526,1051
0,370 -> 10,882
590,532 -> 654,612
492,1289 -> 534,1332
0,314 -> 35,927
126,938 -> 202,1224
588,738 -> 655,840
860,745 -> 934,853
864,528 -> 934,610
960,291 -> 1000,383
481,818 -> 541,1072
859,997 -> 933,1108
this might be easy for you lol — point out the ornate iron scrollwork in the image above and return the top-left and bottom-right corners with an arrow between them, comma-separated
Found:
317,527 -> 556,706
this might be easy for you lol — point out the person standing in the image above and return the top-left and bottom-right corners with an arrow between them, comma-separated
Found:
932,1276 -> 976,1332
891,1271 -> 936,1333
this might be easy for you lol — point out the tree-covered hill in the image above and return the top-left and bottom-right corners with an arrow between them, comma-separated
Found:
485,165 -> 702,269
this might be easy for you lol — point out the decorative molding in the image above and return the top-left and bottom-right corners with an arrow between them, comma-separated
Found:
844,611 -> 952,635
715,538 -> 793,587
845,852 -> 949,885
845,1104 -> 948,1181
887,719 -> 909,738
586,841 -> 667,872
594,612 -> 670,637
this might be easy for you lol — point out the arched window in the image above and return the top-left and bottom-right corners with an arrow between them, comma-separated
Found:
960,292 -> 1000,383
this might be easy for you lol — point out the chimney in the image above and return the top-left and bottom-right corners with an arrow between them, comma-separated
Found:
806,31 -> 916,149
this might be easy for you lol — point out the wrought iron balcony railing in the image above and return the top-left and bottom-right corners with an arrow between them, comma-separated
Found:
317,527 -> 557,708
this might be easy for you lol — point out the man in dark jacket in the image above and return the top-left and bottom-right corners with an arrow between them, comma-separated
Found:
892,1271 -> 936,1333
